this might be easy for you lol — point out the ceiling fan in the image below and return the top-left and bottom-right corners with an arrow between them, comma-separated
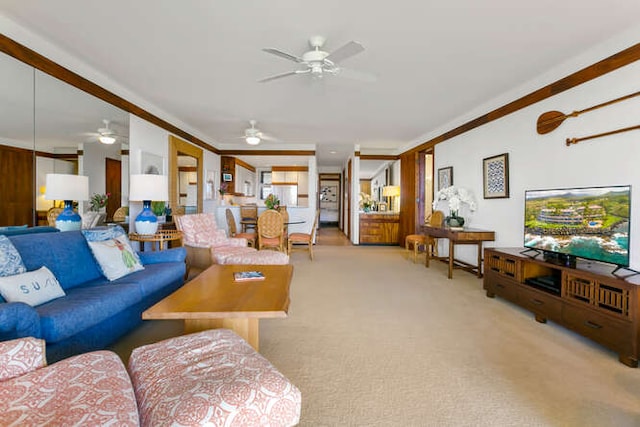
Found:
84,119 -> 128,144
241,120 -> 279,145
259,35 -> 376,83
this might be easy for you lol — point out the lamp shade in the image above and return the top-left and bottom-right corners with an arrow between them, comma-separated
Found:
129,174 -> 168,201
44,174 -> 89,201
382,186 -> 400,197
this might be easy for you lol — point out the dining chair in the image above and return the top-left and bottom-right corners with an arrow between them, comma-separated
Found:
288,209 -> 320,260
257,210 -> 285,253
239,204 -> 258,233
47,207 -> 64,227
113,206 -> 128,223
225,208 -> 256,247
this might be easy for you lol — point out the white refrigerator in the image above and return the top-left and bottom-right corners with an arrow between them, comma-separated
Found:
272,184 -> 298,207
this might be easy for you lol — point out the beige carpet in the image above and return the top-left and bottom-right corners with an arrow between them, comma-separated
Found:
112,245 -> 640,426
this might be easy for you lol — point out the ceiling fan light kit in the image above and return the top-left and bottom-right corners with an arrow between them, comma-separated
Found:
246,136 -> 261,145
98,135 -> 116,144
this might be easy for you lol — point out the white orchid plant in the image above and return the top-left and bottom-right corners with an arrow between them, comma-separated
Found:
432,186 -> 477,216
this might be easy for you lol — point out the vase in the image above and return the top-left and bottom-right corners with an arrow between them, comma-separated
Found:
445,211 -> 465,228
363,206 -> 371,213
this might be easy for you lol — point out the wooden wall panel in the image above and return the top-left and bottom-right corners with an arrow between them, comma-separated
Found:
1,145 -> 34,226
399,151 -> 418,245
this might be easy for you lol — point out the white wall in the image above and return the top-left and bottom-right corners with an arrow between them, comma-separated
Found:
433,60 -> 640,269
203,149 -> 221,213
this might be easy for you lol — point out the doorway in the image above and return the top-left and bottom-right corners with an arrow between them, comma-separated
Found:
105,158 -> 121,222
169,135 -> 203,215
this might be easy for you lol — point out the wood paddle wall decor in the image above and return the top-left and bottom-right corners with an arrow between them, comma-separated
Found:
537,90 -> 640,134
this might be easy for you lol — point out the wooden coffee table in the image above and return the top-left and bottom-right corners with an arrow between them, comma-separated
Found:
142,264 -> 293,350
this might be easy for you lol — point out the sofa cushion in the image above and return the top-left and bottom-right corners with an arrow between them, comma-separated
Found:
82,226 -> 144,281
9,231 -> 103,290
36,282 -> 143,343
128,329 -> 301,427
0,235 -> 26,277
0,350 -> 139,426
112,262 -> 186,298
0,337 -> 46,381
0,266 -> 66,307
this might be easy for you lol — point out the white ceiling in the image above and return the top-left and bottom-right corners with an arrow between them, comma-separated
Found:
2,1 -> 639,167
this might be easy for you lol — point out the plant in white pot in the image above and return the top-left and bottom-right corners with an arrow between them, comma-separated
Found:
433,186 -> 476,228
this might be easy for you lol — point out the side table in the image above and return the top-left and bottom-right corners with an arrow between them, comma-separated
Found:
129,229 -> 182,251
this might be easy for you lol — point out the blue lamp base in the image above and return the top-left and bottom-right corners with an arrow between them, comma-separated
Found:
56,200 -> 82,231
135,200 -> 158,235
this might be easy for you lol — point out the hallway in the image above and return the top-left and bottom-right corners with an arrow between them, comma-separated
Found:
316,225 -> 351,246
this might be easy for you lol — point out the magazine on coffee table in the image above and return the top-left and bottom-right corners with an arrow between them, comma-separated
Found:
233,271 -> 265,282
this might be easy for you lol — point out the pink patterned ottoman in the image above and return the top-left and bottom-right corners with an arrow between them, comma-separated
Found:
0,337 -> 139,426
128,329 -> 301,427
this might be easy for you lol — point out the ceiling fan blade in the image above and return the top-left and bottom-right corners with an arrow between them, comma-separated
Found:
336,67 -> 377,83
258,69 -> 310,83
260,134 -> 282,142
262,48 -> 305,63
325,41 -> 364,63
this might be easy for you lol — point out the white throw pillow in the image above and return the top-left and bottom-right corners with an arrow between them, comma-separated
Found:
86,234 -> 144,281
0,266 -> 65,307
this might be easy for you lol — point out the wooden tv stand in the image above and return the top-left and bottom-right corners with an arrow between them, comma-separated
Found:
484,248 -> 640,367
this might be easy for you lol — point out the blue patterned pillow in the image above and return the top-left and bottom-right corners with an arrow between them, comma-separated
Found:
0,235 -> 26,277
82,226 -> 144,281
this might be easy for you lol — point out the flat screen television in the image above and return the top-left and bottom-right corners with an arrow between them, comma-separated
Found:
524,185 -> 631,268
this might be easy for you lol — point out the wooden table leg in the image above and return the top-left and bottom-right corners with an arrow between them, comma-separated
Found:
448,241 -> 454,279
477,242 -> 483,278
425,242 -> 431,268
184,318 -> 260,351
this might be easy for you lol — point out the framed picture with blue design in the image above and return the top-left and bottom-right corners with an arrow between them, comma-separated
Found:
483,153 -> 509,199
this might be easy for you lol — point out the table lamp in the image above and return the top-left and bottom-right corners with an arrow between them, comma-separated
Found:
45,174 -> 89,231
382,185 -> 400,212
129,174 -> 169,235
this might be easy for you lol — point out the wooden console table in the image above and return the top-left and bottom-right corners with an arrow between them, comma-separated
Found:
422,225 -> 495,279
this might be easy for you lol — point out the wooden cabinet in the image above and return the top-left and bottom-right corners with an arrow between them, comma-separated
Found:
484,248 -> 640,367
359,213 -> 399,245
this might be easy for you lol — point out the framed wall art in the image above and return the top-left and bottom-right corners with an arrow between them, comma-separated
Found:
141,151 -> 164,175
437,167 -> 453,190
222,173 -> 233,182
483,153 -> 510,199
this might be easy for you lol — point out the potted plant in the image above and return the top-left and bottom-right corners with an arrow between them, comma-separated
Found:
89,193 -> 110,212
432,186 -> 476,228
264,194 -> 280,210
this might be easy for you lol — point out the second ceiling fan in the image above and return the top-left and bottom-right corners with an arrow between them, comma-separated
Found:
259,35 -> 375,83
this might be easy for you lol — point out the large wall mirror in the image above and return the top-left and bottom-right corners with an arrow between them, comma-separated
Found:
0,50 -> 129,227
169,135 -> 203,215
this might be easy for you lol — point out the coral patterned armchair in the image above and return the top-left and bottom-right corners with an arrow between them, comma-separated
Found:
175,213 -> 288,277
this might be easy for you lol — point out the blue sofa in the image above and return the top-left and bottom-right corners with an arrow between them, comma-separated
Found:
0,230 -> 186,362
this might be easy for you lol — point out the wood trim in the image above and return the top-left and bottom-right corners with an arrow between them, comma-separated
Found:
35,151 -> 78,160
121,149 -> 130,155
219,150 -> 315,156
234,158 -> 256,172
178,166 -> 198,172
0,34 -> 219,154
271,166 -> 309,172
406,43 -> 640,154
354,151 -> 361,157
169,135 -> 203,213
319,173 -> 341,181
359,154 -> 400,160
272,181 -> 298,186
